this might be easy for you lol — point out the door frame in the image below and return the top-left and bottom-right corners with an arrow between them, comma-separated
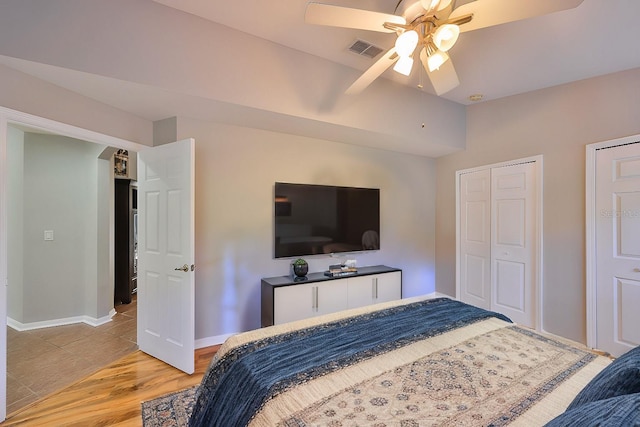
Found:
585,133 -> 640,349
0,106 -> 147,421
455,154 -> 544,331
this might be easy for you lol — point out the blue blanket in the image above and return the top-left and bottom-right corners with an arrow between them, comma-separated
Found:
189,298 -> 511,426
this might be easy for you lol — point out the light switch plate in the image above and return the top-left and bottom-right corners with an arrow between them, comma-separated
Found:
44,230 -> 54,241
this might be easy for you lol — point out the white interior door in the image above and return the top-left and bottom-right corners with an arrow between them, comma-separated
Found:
595,143 -> 640,357
491,163 -> 536,327
137,139 -> 195,374
459,169 -> 492,310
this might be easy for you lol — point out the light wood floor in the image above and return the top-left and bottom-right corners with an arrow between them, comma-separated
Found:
2,345 -> 219,426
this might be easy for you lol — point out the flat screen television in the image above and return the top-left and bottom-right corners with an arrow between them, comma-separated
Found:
274,182 -> 380,259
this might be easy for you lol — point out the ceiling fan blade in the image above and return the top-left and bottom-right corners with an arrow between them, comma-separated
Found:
420,48 -> 459,96
305,2 -> 406,33
450,0 -> 585,32
346,47 -> 398,94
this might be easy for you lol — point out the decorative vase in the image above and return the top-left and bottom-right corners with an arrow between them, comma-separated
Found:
292,259 -> 309,278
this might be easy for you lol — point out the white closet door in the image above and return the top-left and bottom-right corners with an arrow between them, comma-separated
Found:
458,161 -> 538,328
595,143 -> 640,357
491,163 -> 536,327
459,169 -> 492,310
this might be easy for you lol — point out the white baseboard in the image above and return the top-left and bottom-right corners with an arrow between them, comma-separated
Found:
85,309 -> 117,327
8,309 -> 116,331
195,333 -> 236,349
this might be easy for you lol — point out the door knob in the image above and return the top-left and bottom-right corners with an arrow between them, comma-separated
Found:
634,268 -> 640,273
174,264 -> 189,272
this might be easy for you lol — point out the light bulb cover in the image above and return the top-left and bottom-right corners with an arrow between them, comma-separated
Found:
433,24 -> 460,52
427,50 -> 449,72
395,30 -> 419,57
393,55 -> 414,76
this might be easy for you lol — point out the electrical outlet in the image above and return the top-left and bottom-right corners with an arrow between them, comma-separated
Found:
44,230 -> 54,241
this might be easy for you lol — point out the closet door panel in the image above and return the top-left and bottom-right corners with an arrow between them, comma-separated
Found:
459,169 -> 491,310
491,163 -> 536,327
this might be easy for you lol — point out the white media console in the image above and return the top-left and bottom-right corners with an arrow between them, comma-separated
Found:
261,265 -> 402,327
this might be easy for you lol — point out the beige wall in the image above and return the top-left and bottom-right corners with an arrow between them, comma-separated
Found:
1,61 -> 439,342
176,118 -> 437,339
9,132 -> 107,323
436,68 -> 640,343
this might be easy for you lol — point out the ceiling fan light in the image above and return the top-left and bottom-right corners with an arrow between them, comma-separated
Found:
433,24 -> 460,52
393,55 -> 414,76
427,50 -> 449,72
395,30 -> 419,57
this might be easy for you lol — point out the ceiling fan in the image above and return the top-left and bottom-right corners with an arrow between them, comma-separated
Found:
305,0 -> 585,96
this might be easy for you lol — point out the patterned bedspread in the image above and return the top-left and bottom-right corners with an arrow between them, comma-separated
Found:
189,297 -> 610,426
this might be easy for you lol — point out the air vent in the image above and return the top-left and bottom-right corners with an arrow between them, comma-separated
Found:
348,39 -> 384,59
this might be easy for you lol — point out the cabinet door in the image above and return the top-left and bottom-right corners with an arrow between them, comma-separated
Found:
347,271 -> 402,309
316,281 -> 348,316
274,283 -> 316,325
274,281 -> 348,325
347,275 -> 377,309
375,271 -> 402,303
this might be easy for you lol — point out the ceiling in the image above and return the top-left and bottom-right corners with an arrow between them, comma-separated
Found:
0,0 -> 639,157
151,0 -> 640,105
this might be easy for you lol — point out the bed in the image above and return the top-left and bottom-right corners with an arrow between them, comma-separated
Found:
188,296 -> 640,426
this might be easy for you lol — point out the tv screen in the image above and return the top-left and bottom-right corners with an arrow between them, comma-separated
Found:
274,182 -> 380,259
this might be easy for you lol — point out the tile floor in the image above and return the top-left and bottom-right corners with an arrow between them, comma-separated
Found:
6,295 -> 138,415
